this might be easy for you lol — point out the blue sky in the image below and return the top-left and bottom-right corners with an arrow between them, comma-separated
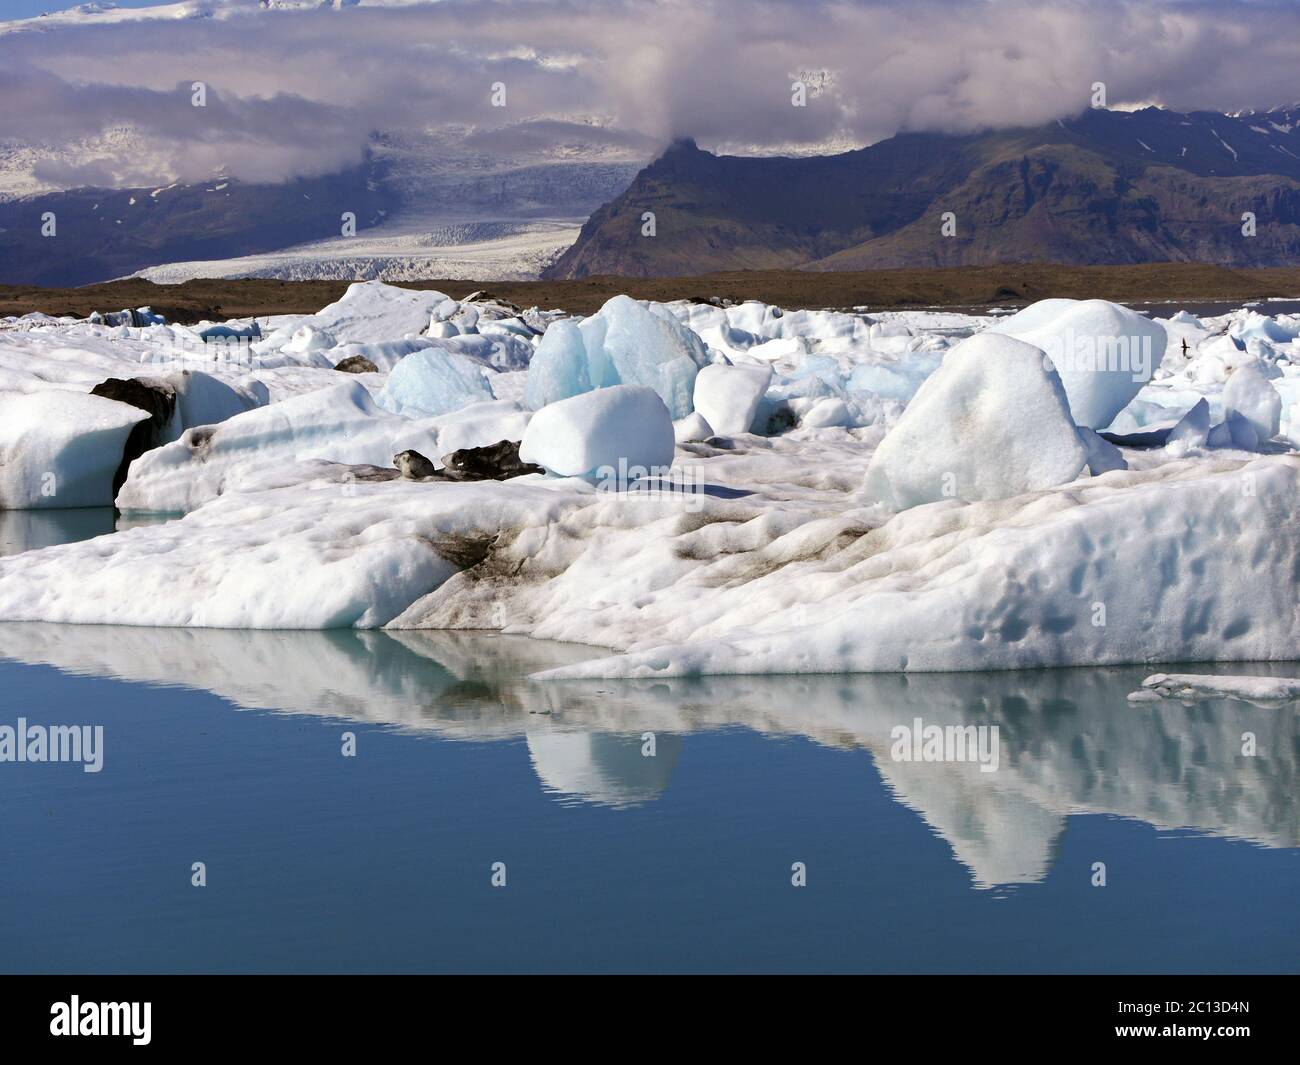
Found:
1,0 -> 162,20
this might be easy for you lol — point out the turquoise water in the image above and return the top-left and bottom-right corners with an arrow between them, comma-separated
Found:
0,621 -> 1296,973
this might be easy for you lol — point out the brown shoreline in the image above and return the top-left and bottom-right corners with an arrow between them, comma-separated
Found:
3,263 -> 1299,323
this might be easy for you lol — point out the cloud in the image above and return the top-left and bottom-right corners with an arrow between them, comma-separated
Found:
2,0 -> 1299,188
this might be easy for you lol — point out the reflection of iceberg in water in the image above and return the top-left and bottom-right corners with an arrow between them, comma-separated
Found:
0,624 -> 1295,887
0,508 -> 116,557
527,731 -> 682,808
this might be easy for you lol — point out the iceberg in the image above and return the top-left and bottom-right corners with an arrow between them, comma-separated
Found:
524,320 -> 592,410
864,333 -> 1088,510
0,390 -> 147,509
375,348 -> 496,419
691,363 -> 771,435
1221,356 -> 1282,448
519,384 -> 675,479
591,296 -> 711,418
990,299 -> 1167,429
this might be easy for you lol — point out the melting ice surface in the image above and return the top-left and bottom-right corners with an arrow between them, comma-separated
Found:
2,284 -> 1299,678
0,624 -> 1296,973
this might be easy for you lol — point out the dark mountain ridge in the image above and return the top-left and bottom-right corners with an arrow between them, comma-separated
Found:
544,107 -> 1300,278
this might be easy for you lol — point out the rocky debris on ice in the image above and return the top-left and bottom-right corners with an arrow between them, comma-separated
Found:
863,333 -> 1089,510
334,354 -> 380,374
989,299 -> 1167,429
1130,673 -> 1300,705
519,384 -> 675,479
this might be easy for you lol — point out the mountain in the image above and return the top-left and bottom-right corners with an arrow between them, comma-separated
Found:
0,144 -> 642,287
544,107 -> 1300,279
0,164 -> 389,288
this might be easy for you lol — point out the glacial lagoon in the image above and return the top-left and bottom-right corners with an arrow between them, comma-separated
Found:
1,619 -> 1295,973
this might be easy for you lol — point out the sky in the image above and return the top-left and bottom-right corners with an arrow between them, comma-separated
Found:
1,0 -> 161,17
2,0 -> 1299,191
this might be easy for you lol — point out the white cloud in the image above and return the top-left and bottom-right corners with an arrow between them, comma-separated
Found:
2,0 -> 1297,187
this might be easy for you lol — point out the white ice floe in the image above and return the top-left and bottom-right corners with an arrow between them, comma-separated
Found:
115,381 -> 447,513
519,384 -> 674,478
863,333 -> 1089,510
691,363 -> 771,435
989,298 -> 1167,429
2,286 -> 1299,684
535,455 -> 1300,678
257,281 -> 456,349
0,391 -> 147,508
1131,673 -> 1300,704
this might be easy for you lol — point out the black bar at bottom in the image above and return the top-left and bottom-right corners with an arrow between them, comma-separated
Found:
0,975 -> 1290,1051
